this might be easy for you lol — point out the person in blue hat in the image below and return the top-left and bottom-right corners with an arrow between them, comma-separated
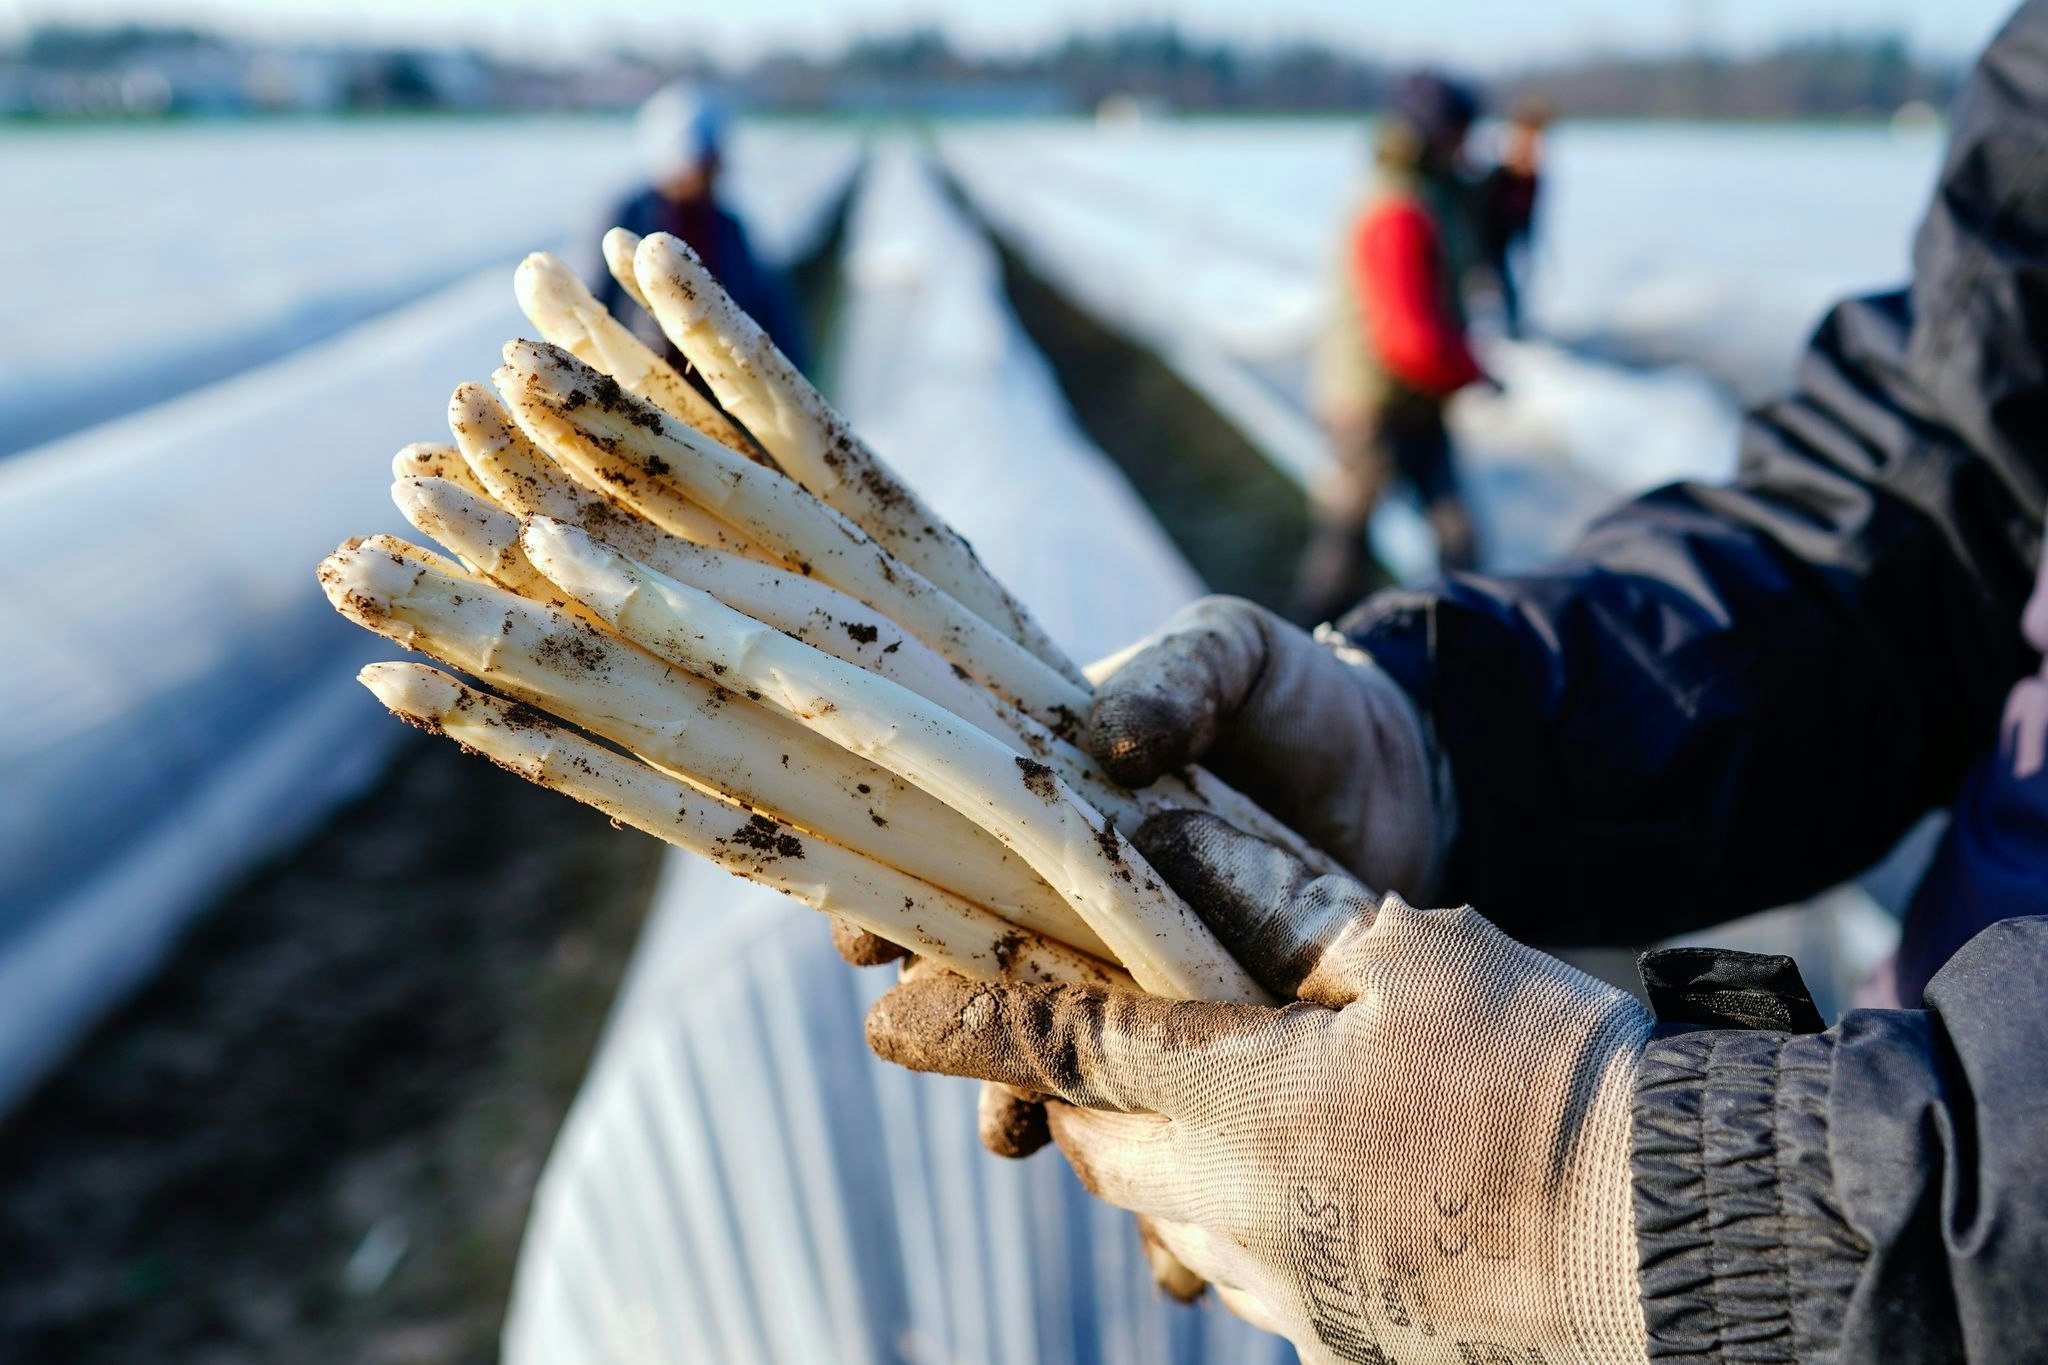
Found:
593,81 -> 809,374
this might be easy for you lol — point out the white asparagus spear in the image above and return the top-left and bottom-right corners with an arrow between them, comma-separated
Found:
523,515 -> 1270,1004
621,535 -> 1025,738
585,528 -> 1180,824
630,228 -> 1088,688
452,382 -> 743,584
392,441 -> 488,498
449,382 -> 637,526
601,227 -> 655,314
454,379 -> 737,573
498,339 -> 1088,727
347,530 -> 470,582
512,251 -> 762,459
319,539 -> 1098,954
360,662 -> 1127,991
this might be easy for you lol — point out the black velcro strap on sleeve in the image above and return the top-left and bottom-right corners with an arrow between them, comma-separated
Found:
1637,947 -> 1827,1033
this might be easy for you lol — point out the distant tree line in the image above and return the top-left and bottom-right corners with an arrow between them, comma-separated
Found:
4,20 -> 1963,120
740,25 -> 1959,119
1503,36 -> 1955,119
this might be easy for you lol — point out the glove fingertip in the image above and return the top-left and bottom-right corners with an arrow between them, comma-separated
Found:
863,972 -> 1001,1078
1136,1216 -> 1208,1303
1084,691 -> 1192,789
977,1082 -> 1051,1158
830,914 -> 908,966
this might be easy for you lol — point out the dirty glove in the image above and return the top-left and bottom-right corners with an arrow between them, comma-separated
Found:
829,914 -> 908,967
1086,596 -> 1451,902
974,600 -> 1452,1165
867,810 -> 1650,1364
827,908 -> 1060,1167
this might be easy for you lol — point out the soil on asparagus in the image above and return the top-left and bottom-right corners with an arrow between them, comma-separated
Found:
0,737 -> 665,1364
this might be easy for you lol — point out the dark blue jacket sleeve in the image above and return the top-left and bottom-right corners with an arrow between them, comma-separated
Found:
1632,916 -> 2048,1361
1343,4 -> 2048,945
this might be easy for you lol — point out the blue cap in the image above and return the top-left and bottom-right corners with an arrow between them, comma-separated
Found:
1390,72 -> 1480,144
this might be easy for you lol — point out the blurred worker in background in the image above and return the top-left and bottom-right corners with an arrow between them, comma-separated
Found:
867,4 -> 2048,1359
1298,72 -> 1486,626
1478,98 -> 1549,337
593,81 -> 809,374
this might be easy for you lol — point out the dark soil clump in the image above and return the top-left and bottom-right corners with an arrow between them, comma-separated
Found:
727,813 -> 806,860
1015,756 -> 1060,804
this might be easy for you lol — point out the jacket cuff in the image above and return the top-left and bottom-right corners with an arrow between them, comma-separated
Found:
1336,590 -> 1438,719
1631,1029 -> 1869,1361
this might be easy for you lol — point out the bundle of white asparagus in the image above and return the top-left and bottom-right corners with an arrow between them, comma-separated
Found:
323,230 -> 1338,1010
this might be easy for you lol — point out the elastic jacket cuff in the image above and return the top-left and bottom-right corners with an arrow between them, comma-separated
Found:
1632,1029 -> 1868,1361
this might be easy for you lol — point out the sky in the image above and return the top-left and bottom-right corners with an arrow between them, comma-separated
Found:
0,0 -> 2021,71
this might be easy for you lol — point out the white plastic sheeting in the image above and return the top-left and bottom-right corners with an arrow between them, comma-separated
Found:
0,127 -> 858,1116
0,121 -> 859,456
0,270 -> 510,1114
502,143 -> 1298,1365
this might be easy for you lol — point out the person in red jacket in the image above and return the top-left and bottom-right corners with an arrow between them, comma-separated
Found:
1299,73 -> 1488,625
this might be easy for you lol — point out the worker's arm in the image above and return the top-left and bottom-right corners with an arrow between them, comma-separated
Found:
1635,915 -> 2048,1360
1352,197 -> 1486,395
1336,6 -> 2048,941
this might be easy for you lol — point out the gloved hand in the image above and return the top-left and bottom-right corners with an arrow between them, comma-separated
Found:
826,915 -> 1054,1161
1086,596 -> 1452,903
866,810 -> 1651,1364
828,914 -> 907,967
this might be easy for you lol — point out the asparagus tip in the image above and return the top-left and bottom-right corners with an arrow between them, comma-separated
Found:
634,232 -> 712,321
317,536 -> 436,634
514,251 -> 579,318
447,381 -> 494,441
357,660 -> 462,725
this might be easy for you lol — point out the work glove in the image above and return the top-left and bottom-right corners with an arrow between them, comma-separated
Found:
866,810 -> 1652,1364
1086,595 -> 1452,904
